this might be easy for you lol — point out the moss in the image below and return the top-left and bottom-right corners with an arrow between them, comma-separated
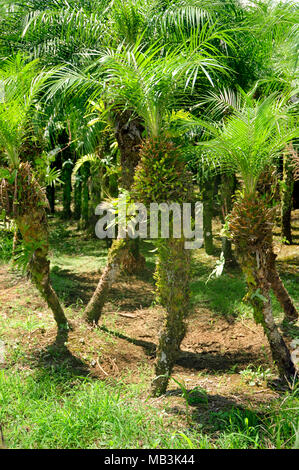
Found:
152,238 -> 191,396
132,136 -> 193,206
107,238 -> 127,264
7,163 -> 68,328
132,136 -> 194,395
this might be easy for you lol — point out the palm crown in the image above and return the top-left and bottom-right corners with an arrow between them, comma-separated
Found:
49,23 -> 231,140
197,90 -> 298,196
0,54 -> 50,168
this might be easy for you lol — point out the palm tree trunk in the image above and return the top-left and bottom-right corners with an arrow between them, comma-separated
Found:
230,195 -> 296,385
87,168 -> 102,237
151,238 -> 190,396
114,110 -> 145,270
74,170 -> 82,221
27,240 -> 68,328
266,251 -> 298,323
83,238 -> 128,323
1,163 -> 68,328
220,173 -> 237,266
80,162 -> 90,229
132,137 -> 193,396
82,112 -> 145,323
46,185 -> 55,214
202,177 -> 215,255
281,153 -> 294,244
114,110 -> 144,191
241,249 -> 296,383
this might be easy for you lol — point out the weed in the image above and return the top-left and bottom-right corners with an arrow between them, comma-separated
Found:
239,365 -> 274,386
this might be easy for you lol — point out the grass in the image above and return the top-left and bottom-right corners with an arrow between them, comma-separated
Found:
49,221 -> 107,274
206,388 -> 299,449
0,367 -> 210,449
0,366 -> 298,449
0,226 -> 13,263
191,250 -> 299,322
191,270 -> 251,319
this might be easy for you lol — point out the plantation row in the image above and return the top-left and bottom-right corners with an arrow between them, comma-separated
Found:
0,0 -> 298,395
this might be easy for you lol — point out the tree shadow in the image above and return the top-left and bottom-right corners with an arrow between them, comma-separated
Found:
176,349 -> 263,373
97,326 -> 264,373
50,265 -> 155,309
29,327 -> 92,382
50,266 -> 99,305
98,326 -> 156,357
164,387 -> 267,430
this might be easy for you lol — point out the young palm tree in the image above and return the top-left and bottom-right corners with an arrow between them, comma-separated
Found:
75,35 -> 230,394
46,13 -> 231,323
20,0 -> 150,268
197,90 -> 298,384
199,85 -> 299,322
0,55 -> 68,329
245,0 -> 298,245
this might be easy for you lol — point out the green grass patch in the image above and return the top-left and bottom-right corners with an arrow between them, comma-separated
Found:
0,368 -> 211,449
207,389 -> 299,449
1,367 -> 298,449
0,228 -> 13,263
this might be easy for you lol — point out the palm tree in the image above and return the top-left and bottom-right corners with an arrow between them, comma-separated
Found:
19,0 -> 149,267
0,55 -> 68,329
243,0 -> 298,245
197,90 -> 298,384
73,32 -> 230,394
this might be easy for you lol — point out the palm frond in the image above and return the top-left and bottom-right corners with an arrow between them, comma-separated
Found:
192,90 -> 299,195
0,54 -> 51,167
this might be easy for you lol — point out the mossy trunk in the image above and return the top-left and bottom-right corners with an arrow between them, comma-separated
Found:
202,177 -> 215,255
132,137 -> 194,396
151,238 -> 190,396
61,158 -> 73,219
73,170 -> 82,221
25,229 -> 68,329
114,110 -> 145,270
1,163 -> 68,329
220,173 -> 237,266
281,153 -> 294,244
82,114 -> 144,323
230,195 -> 296,385
241,249 -> 296,383
266,251 -> 298,323
80,162 -> 90,229
114,110 -> 144,191
83,238 -> 128,324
